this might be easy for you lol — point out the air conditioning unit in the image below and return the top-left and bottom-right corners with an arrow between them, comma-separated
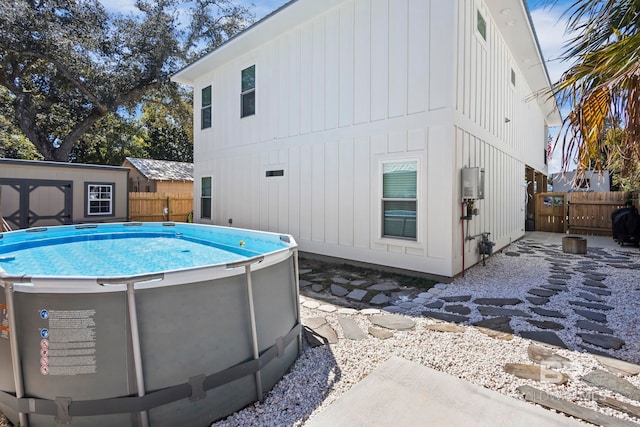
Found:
462,167 -> 485,201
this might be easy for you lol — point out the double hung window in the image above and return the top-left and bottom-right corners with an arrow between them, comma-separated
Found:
382,161 -> 417,240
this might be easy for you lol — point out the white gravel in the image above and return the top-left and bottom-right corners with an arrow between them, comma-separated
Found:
212,241 -> 640,427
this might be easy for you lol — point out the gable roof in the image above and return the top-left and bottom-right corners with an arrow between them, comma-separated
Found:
124,158 -> 193,181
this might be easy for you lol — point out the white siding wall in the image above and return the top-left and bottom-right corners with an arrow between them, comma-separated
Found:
451,0 -> 548,273
193,0 -> 459,276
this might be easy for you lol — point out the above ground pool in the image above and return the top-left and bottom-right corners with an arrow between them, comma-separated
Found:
0,222 -> 301,427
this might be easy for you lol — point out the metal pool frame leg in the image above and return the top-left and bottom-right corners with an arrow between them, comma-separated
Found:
292,249 -> 302,354
126,281 -> 150,427
243,261 -> 264,402
3,279 -> 28,427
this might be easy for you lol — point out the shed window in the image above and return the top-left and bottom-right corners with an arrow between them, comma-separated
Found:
382,161 -> 417,240
477,10 -> 487,41
87,184 -> 113,215
202,85 -> 212,129
201,177 -> 212,219
241,65 -> 255,117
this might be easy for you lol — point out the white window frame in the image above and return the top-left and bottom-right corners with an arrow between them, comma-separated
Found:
380,159 -> 419,241
201,176 -> 212,219
241,65 -> 256,118
87,183 -> 113,216
476,9 -> 487,42
201,85 -> 212,129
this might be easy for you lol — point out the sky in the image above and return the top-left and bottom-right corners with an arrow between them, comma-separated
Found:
100,0 -> 574,172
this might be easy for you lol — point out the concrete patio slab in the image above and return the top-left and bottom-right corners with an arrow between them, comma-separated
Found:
305,357 -> 586,427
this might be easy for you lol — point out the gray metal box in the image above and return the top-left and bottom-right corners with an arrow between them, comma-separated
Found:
461,167 -> 485,201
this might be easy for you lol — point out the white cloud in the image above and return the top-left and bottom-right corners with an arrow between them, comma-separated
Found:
529,7 -> 574,83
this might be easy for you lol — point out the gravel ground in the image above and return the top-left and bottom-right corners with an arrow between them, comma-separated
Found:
212,242 -> 640,427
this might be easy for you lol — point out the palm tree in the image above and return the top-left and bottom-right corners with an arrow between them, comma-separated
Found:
552,0 -> 640,183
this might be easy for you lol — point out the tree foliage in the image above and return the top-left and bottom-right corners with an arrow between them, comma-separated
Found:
552,0 -> 640,186
0,0 -> 253,162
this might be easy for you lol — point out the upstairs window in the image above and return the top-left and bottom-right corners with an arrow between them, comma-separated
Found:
382,161 -> 417,240
201,177 -> 212,219
511,68 -> 516,86
201,85 -> 212,129
477,10 -> 487,41
241,65 -> 256,117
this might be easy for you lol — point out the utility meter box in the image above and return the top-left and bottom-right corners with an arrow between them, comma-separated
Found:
461,167 -> 485,201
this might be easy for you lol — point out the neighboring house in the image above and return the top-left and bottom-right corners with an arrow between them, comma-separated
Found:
172,0 -> 561,278
550,170 -> 611,192
123,157 -> 194,193
0,158 -> 129,229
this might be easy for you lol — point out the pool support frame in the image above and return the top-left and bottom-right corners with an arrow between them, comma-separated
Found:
0,248 -> 302,427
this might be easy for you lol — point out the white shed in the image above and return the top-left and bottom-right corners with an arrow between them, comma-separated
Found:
172,0 -> 561,279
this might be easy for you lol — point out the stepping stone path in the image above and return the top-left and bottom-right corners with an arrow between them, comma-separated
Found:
367,283 -> 399,292
368,314 -> 415,330
425,323 -> 465,333
473,316 -> 513,333
527,288 -> 557,298
477,306 -> 531,318
346,289 -> 367,302
578,286 -> 611,296
424,300 -> 444,309
330,284 -> 349,297
518,385 -> 639,427
422,310 -> 468,324
504,363 -> 568,385
594,394 -> 640,419
525,296 -> 549,305
369,293 -> 391,306
569,300 -> 614,311
584,279 -> 608,288
338,317 -> 368,340
540,284 -> 567,291
530,307 -> 566,318
576,320 -> 614,335
595,355 -> 640,376
581,370 -> 640,401
472,298 -> 522,306
526,319 -> 564,330
527,344 -> 572,368
573,309 -> 607,323
303,317 -> 338,347
519,331 -> 567,349
440,295 -> 472,302
578,333 -> 625,350
368,326 -> 393,340
444,304 -> 471,315
577,292 -> 604,302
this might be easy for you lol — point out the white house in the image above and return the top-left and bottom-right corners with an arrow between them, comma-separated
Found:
172,0 -> 561,279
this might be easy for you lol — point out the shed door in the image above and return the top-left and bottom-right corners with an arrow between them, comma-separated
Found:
0,179 -> 72,229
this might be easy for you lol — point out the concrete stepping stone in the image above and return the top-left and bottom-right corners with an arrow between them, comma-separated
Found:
504,363 -> 568,384
518,385 -> 639,427
578,286 -> 611,296
298,268 -> 312,275
527,344 -> 572,368
476,327 -> 513,340
527,288 -> 557,298
525,296 -> 549,306
424,300 -> 444,309
434,283 -> 448,290
477,306 -> 532,318
382,306 -> 402,313
579,333 -> 625,350
472,298 -> 522,306
580,345 -> 613,358
440,295 -> 471,302
350,280 -> 368,287
330,284 -> 349,297
576,320 -> 614,335
368,326 -> 393,340
369,314 -> 415,330
549,275 -> 571,281
444,304 -> 471,315
594,394 -> 640,419
369,293 -> 391,306
573,309 -> 607,323
337,308 -> 358,315
584,274 -> 606,281
526,319 -> 564,330
569,300 -> 614,311
473,316 -> 513,333
360,308 -> 381,315
504,251 -> 520,256
332,277 -> 350,284
519,331 -> 568,349
318,305 -> 337,313
338,317 -> 368,340
581,369 -> 640,401
367,283 -> 399,292
347,289 -> 368,302
595,355 -> 640,376
583,279 -> 608,289
577,292 -> 604,302
540,284 -> 567,292
425,323 -> 465,333
302,300 -> 321,309
422,310 -> 469,324
299,279 -> 312,287
303,317 -> 338,347
530,307 -> 566,318
311,284 -> 324,293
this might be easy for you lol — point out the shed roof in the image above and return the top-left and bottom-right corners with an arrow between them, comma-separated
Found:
124,158 -> 193,181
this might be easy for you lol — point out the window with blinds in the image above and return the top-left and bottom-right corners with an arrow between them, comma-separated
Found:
382,161 -> 417,240
201,177 -> 212,219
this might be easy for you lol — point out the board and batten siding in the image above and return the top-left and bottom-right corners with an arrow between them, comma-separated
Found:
193,0 -> 459,276
450,0 -> 550,273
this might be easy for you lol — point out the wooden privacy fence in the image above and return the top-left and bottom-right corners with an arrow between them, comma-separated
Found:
535,191 -> 639,235
129,192 -> 193,222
